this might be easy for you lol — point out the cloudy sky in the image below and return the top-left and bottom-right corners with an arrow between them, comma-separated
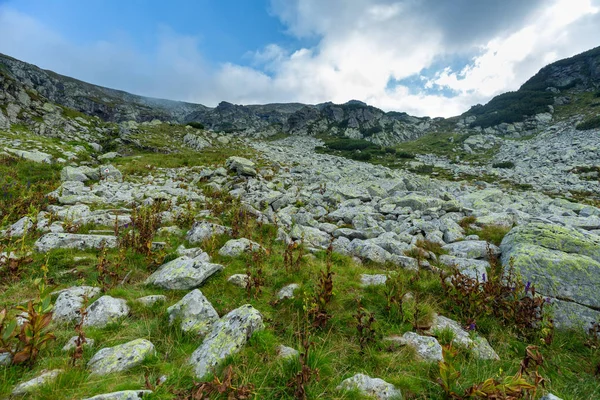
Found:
1,0 -> 599,117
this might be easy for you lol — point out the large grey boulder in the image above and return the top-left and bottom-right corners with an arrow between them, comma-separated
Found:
5,148 -> 53,164
186,221 -> 232,244
3,216 -> 33,238
225,156 -> 257,176
391,332 -> 443,362
62,336 -> 95,351
189,304 -> 264,378
34,233 -> 118,252
88,339 -> 155,375
98,164 -> 123,182
145,256 -> 223,290
289,225 -> 331,248
218,238 -> 264,257
337,373 -> 402,400
61,166 -> 95,182
12,369 -> 62,396
53,286 -> 101,324
438,255 -> 489,280
360,274 -> 388,287
500,222 -> 600,328
83,296 -> 130,328
167,289 -> 219,336
83,391 -> 152,400
277,283 -> 300,300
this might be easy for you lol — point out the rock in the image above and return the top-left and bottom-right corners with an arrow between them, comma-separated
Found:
442,240 -> 499,260
438,255 -> 489,280
145,256 -> 223,290
3,216 -> 33,238
99,164 -> 123,182
61,166 -> 93,182
349,240 -> 391,264
289,225 -> 331,248
12,369 -> 62,396
360,274 -> 388,287
218,238 -> 264,257
277,345 -> 299,360
136,295 -> 167,306
34,233 -> 118,252
500,222 -> 600,328
228,274 -> 249,288
98,152 -> 120,161
391,332 -> 443,362
83,391 -> 153,400
540,394 -> 563,400
186,221 -> 232,244
277,283 -> 300,300
88,339 -> 155,375
189,304 -> 264,378
0,352 -> 12,366
426,315 -> 499,360
337,373 -> 402,400
53,286 -> 101,323
84,296 -> 130,328
5,148 -> 53,164
226,156 -> 257,176
62,336 -> 95,351
167,289 -> 219,336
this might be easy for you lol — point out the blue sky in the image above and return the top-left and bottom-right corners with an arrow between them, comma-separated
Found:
1,0 -> 599,117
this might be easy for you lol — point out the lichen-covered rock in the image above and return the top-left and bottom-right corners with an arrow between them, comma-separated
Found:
53,286 -> 101,323
5,148 -> 53,164
167,289 -> 219,336
438,255 -> 489,280
289,225 -> 331,248
145,256 -> 223,290
3,216 -> 33,238
34,233 -> 118,252
426,315 -> 499,360
540,394 -> 563,400
12,369 -> 62,396
500,222 -> 600,328
337,373 -> 402,400
189,304 -> 264,378
88,339 -> 155,375
360,274 -> 388,287
277,283 -> 300,300
442,240 -> 499,260
61,166 -> 94,182
186,221 -> 232,244
218,238 -> 264,257
83,296 -> 130,328
277,345 -> 299,360
227,274 -> 249,288
136,295 -> 167,306
82,390 -> 152,400
392,332 -> 443,362
226,156 -> 256,176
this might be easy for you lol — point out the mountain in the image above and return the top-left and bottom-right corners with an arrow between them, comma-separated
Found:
1,46 -> 600,144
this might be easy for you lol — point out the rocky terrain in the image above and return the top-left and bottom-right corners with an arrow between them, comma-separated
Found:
0,48 -> 599,399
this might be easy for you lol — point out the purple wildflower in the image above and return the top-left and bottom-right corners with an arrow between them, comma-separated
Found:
525,281 -> 531,292
468,322 -> 477,331
482,273 -> 486,282
545,297 -> 551,304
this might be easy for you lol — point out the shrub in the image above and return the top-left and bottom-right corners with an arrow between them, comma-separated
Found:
396,151 -> 416,159
325,139 -> 376,151
594,91 -> 600,98
492,161 -> 515,169
186,121 -> 205,130
576,116 -> 600,130
351,152 -> 372,161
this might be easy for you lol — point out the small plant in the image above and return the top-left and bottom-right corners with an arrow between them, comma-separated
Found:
176,365 -> 254,399
96,245 -> 122,291
0,308 -> 17,357
245,245 -> 266,299
492,161 -> 516,169
119,201 -> 164,256
309,243 -> 334,329
70,296 -> 88,367
283,239 -> 304,272
383,273 -> 407,321
576,115 -> 600,131
354,299 -> 377,354
12,279 -> 56,366
458,216 -> 477,230
287,315 -> 320,400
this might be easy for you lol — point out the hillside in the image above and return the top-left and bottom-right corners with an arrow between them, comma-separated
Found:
0,47 -> 599,400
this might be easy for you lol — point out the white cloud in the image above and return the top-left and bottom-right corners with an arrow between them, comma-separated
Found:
1,1 -> 599,117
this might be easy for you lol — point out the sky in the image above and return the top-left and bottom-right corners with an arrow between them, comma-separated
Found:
0,0 -> 599,118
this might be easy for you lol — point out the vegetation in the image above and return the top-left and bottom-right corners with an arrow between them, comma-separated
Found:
492,161 -> 515,169
575,115 -> 600,130
186,122 -> 205,130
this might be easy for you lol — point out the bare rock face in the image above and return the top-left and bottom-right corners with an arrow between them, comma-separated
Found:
88,339 -> 155,375
167,289 -> 219,336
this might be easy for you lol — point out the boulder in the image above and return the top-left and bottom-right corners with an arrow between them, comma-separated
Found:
83,391 -> 152,400
83,296 -> 130,328
277,283 -> 300,300
290,225 -> 331,248
186,221 -> 232,244
62,336 -> 95,351
53,286 -> 101,324
360,274 -> 388,287
12,369 -> 62,396
227,274 -> 249,288
337,373 -> 402,400
189,304 -> 264,378
34,233 -> 118,252
3,216 -> 33,238
145,256 -> 223,290
438,255 -> 489,280
390,332 -> 443,362
5,148 -> 53,164
88,339 -> 155,375
276,345 -> 299,360
167,289 -> 219,336
135,295 -> 167,306
225,156 -> 256,176
442,240 -> 499,260
218,238 -> 264,257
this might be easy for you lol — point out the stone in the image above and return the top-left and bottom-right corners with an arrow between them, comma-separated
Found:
167,289 -> 219,336
88,339 -> 155,375
53,286 -> 101,323
3,216 -> 33,238
84,296 -> 130,328
228,274 -> 249,288
289,225 -> 331,248
99,164 -> 123,182
62,336 -> 95,351
145,256 -> 224,290
189,304 -> 264,378
277,345 -> 299,360
337,373 -> 402,400
186,221 -> 232,244
426,315 -> 499,360
98,152 -> 120,161
225,156 -> 256,176
442,240 -> 500,260
5,148 -> 53,164
360,274 -> 388,287
500,222 -> 600,328
12,369 -> 62,396
391,332 -> 443,362
0,352 -> 12,366
540,394 -> 563,400
136,295 -> 167,306
83,391 -> 153,400
34,233 -> 118,252
438,255 -> 489,280
218,238 -> 264,257
277,283 -> 300,300
349,240 -> 392,264
61,166 -> 92,182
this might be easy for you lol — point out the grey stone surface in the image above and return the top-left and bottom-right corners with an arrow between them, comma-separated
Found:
145,256 -> 223,290
83,391 -> 153,400
84,296 -> 130,328
12,369 -> 62,396
34,233 -> 118,252
337,373 -> 402,400
167,289 -> 219,336
88,339 -> 155,375
53,286 -> 101,324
